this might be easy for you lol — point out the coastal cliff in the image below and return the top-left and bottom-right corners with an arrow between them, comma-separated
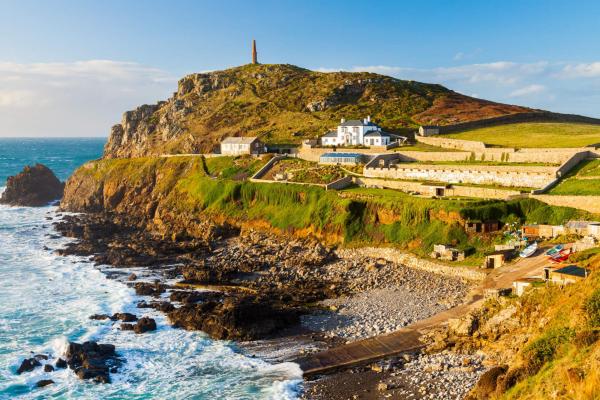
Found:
103,63 -> 536,158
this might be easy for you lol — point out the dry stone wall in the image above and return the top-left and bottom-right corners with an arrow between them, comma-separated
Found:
355,177 -> 523,200
364,164 -> 557,188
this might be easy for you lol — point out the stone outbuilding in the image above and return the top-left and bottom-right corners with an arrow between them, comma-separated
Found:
220,137 -> 266,156
545,265 -> 590,285
513,277 -> 544,296
466,220 -> 503,234
430,244 -> 465,261
417,125 -> 440,137
483,249 -> 516,269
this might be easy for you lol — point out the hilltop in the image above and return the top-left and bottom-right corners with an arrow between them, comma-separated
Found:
104,63 -> 546,158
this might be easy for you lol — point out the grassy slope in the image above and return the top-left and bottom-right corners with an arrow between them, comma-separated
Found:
107,64 -> 539,156
550,159 -> 600,195
480,250 -> 600,400
440,122 -> 600,148
73,156 -> 593,260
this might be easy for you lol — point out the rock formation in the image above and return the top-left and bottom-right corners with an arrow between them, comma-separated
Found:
1,164 -> 64,206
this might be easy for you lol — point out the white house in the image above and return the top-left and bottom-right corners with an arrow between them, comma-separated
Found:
220,137 -> 266,156
320,117 -> 392,147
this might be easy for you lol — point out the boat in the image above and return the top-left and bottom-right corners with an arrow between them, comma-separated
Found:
545,244 -> 564,256
520,242 -> 538,258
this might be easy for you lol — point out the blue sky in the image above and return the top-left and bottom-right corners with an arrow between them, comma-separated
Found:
2,0 -> 600,136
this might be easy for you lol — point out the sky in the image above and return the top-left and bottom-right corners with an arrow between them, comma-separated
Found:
2,0 -> 600,137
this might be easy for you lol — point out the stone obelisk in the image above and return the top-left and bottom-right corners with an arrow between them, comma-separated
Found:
252,39 -> 258,64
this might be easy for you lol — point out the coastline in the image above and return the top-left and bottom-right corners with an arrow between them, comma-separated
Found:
51,209 -> 486,399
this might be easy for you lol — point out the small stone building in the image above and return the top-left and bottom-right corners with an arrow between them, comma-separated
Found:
483,249 -> 516,269
466,220 -> 502,234
513,277 -> 544,296
521,224 -> 564,239
319,152 -> 365,165
431,244 -> 465,261
220,137 -> 266,156
417,125 -> 440,137
546,265 -> 590,285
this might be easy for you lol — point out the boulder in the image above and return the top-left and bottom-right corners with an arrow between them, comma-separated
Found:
0,164 -> 64,206
468,365 -> 507,399
64,341 -> 120,384
134,317 -> 157,334
36,379 -> 54,388
448,313 -> 479,337
55,358 -> 67,369
43,364 -> 55,372
16,358 -> 41,374
110,313 -> 137,322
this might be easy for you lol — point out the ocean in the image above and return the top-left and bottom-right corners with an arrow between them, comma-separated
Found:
0,138 -> 302,399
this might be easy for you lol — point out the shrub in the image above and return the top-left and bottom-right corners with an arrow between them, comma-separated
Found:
584,289 -> 600,327
522,327 -> 575,372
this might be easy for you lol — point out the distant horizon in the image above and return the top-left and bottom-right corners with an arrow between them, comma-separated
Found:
3,0 -> 600,137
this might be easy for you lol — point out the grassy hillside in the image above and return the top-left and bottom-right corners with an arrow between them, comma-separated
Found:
466,250 -> 600,399
104,64 -> 536,158
550,159 -> 600,195
440,122 -> 600,148
68,156 -> 593,261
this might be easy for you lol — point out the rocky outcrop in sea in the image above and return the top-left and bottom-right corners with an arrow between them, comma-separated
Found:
0,164 -> 64,206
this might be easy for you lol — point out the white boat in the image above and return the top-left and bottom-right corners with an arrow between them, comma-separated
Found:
520,242 -> 538,258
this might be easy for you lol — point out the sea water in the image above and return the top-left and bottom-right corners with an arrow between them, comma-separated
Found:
0,138 -> 302,399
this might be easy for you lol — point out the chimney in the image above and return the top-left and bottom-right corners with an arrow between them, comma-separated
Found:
341,118 -> 345,123
252,39 -> 258,64
367,115 -> 371,122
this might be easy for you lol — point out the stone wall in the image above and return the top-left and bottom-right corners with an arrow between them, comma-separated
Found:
364,164 -> 557,188
436,111 -> 600,134
250,155 -> 287,179
355,177 -> 523,200
531,195 -> 600,214
415,135 -> 486,151
325,175 -> 353,190
336,247 -> 486,282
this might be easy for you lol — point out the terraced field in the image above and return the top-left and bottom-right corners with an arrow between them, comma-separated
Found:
440,122 -> 600,148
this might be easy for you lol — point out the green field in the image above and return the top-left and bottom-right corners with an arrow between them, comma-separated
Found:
440,123 -> 600,148
549,159 -> 600,195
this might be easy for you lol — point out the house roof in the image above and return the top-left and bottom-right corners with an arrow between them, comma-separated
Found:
321,131 -> 338,138
340,119 -> 379,127
364,130 -> 391,138
221,136 -> 259,144
320,152 -> 364,158
420,125 -> 440,129
553,265 -> 590,278
566,220 -> 599,229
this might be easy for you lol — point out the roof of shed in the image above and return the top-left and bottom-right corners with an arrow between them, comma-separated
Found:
221,136 -> 259,144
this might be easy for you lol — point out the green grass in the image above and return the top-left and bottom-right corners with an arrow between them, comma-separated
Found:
440,122 -> 600,148
395,142 -> 460,152
549,178 -> 600,195
575,159 -> 600,177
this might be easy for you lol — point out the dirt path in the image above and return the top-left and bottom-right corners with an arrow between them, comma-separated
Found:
296,246 -> 554,376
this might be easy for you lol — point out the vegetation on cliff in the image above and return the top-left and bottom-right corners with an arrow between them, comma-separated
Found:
103,63 -> 538,158
62,156 -> 592,259
463,251 -> 600,399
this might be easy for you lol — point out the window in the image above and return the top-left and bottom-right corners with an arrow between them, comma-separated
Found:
352,127 -> 358,134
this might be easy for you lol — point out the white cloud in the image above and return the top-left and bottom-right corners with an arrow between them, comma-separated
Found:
0,90 -> 37,107
0,60 -> 176,137
509,84 -> 546,98
560,62 -> 600,78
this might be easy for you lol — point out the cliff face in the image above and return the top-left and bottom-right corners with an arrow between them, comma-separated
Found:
103,63 -> 535,158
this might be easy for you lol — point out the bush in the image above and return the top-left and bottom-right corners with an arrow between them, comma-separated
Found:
522,327 -> 575,372
584,289 -> 600,327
